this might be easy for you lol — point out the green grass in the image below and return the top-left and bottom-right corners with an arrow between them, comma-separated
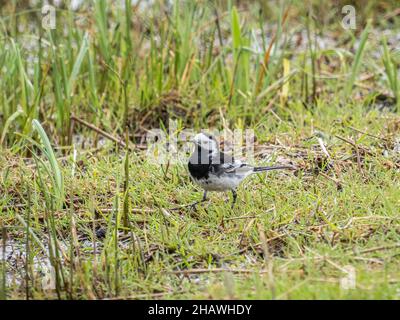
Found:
0,0 -> 400,299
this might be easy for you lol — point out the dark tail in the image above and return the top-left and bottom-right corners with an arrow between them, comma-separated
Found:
253,165 -> 296,173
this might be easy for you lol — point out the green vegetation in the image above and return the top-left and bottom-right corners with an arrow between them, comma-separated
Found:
0,0 -> 399,299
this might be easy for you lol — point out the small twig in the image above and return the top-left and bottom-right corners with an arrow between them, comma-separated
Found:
383,8 -> 400,20
99,207 -> 156,213
170,268 -> 269,275
238,218 -> 256,247
335,134 -> 374,155
224,215 -> 258,221
1,203 -> 26,211
335,134 -> 357,147
319,172 -> 343,187
335,134 -> 364,173
347,126 -> 389,142
353,257 -> 384,264
262,94 -> 279,113
103,290 -> 187,300
71,115 -> 128,149
358,243 -> 400,255
317,137 -> 331,159
324,258 -> 349,274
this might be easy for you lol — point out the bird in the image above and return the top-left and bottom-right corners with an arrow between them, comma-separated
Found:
187,132 -> 295,209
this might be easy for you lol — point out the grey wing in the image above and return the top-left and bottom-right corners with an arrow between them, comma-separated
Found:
210,151 -> 254,175
220,160 -> 254,175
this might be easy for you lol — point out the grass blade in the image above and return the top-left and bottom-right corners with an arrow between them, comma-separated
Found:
345,22 -> 370,98
32,119 -> 64,209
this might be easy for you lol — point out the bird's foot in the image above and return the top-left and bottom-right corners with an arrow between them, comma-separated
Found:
171,191 -> 208,212
171,199 -> 206,212
188,200 -> 201,212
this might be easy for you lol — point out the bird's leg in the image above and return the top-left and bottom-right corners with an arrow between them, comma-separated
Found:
188,191 -> 207,210
231,189 -> 237,209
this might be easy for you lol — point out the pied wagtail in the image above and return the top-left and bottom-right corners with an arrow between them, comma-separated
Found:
188,133 -> 295,208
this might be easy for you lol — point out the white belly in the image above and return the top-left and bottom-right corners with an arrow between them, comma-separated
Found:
194,174 -> 244,191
